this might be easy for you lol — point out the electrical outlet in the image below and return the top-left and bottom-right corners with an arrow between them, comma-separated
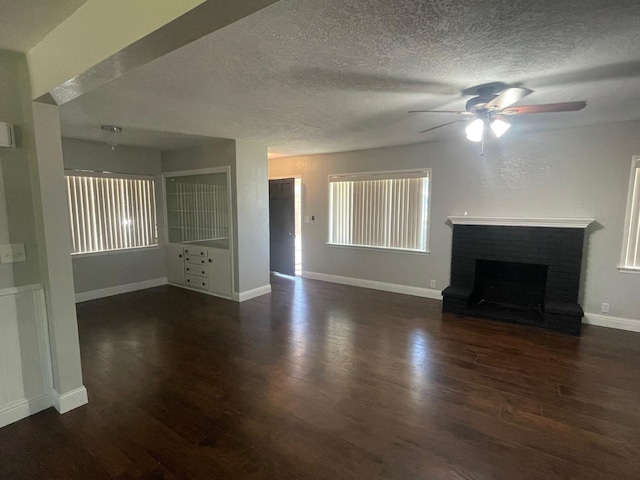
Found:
601,303 -> 610,314
430,279 -> 437,288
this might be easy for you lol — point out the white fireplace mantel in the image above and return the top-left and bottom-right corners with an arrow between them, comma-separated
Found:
447,216 -> 595,229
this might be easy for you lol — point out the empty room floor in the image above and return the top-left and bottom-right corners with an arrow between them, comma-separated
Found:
1,275 -> 640,479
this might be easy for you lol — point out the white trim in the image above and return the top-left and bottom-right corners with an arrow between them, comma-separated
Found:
0,392 -> 53,429
302,271 -> 443,300
326,242 -> 430,255
0,283 -> 43,298
617,266 -> 640,274
52,386 -> 88,414
71,245 -> 162,259
447,216 -> 595,228
75,277 -> 168,303
233,284 -> 272,302
583,313 -> 640,333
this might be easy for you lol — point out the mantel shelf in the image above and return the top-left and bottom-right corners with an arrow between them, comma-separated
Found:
447,216 -> 595,229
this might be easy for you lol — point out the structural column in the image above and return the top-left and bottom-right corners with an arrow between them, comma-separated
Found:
30,102 -> 87,413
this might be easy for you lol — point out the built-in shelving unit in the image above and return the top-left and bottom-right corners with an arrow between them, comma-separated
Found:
164,168 -> 233,299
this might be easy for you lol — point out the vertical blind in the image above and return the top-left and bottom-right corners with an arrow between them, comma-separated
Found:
66,175 -> 158,254
329,170 -> 430,251
621,159 -> 640,269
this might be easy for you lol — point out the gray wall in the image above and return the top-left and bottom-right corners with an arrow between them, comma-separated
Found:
235,140 -> 270,292
0,50 -> 41,289
62,138 -> 167,294
269,121 -> 640,320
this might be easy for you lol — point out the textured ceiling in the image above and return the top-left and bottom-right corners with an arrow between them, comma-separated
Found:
60,0 -> 640,156
0,0 -> 89,52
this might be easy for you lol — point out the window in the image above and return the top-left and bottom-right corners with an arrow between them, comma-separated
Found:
620,156 -> 640,271
328,169 -> 430,252
65,174 -> 158,255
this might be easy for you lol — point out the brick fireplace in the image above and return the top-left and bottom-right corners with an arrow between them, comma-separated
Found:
442,217 -> 594,335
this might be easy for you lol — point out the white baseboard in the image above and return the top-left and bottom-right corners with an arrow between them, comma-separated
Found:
302,271 -> 443,300
52,386 -> 88,414
75,277 -> 168,303
233,284 -> 272,302
583,313 -> 640,333
0,392 -> 53,429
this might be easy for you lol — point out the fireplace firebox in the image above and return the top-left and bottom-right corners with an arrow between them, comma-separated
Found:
442,217 -> 594,335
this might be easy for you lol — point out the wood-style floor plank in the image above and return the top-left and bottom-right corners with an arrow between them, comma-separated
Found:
1,274 -> 639,479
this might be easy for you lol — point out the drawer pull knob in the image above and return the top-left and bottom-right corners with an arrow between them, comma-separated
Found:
208,259 -> 212,263
179,254 -> 182,258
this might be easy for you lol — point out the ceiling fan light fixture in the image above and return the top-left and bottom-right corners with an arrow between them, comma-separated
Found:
490,118 -> 511,138
101,125 -> 122,150
465,119 -> 484,142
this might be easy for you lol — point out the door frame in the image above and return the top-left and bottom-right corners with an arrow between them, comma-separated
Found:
269,174 -> 303,275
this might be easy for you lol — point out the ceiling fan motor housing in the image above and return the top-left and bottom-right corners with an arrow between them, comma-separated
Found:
466,94 -> 498,113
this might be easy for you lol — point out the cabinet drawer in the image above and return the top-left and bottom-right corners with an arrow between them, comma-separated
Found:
185,255 -> 208,266
184,264 -> 208,278
183,247 -> 208,257
185,274 -> 208,290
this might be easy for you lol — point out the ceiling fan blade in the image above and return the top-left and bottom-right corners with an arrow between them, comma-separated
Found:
485,87 -> 533,110
409,110 -> 472,115
501,101 -> 587,115
420,119 -> 470,134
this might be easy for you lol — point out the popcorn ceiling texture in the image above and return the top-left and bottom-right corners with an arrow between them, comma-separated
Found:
61,0 -> 640,155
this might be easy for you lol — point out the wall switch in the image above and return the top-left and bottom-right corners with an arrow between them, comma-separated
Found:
430,279 -> 437,288
601,303 -> 610,314
304,215 -> 310,223
0,244 -> 26,264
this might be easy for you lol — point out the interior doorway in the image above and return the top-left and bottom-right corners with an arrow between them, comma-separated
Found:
268,177 -> 302,276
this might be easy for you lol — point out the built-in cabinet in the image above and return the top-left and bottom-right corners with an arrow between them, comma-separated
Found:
164,168 -> 233,299
167,243 -> 232,297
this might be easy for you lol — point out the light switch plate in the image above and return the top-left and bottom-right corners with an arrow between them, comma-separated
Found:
0,244 -> 26,264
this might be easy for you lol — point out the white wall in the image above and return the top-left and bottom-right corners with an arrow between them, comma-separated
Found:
269,121 -> 640,321
62,138 -> 167,295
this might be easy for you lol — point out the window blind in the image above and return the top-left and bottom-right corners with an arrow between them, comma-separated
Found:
66,175 -> 158,254
329,170 -> 430,252
621,158 -> 640,269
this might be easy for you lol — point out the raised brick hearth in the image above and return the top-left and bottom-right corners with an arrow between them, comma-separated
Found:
442,218 -> 593,335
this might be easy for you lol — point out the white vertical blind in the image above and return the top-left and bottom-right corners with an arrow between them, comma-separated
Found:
66,175 -> 157,254
329,170 -> 430,251
621,159 -> 640,269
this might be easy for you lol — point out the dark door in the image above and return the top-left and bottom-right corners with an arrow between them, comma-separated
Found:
269,178 -> 295,276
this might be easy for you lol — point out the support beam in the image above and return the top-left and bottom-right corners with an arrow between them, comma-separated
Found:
28,0 -> 279,103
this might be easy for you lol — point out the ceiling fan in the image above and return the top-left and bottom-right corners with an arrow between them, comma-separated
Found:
410,85 -> 586,154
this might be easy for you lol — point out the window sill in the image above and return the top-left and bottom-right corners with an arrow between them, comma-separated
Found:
71,245 -> 161,259
617,266 -> 640,274
326,243 -> 430,255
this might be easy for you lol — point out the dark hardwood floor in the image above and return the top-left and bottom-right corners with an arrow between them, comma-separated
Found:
1,274 -> 640,479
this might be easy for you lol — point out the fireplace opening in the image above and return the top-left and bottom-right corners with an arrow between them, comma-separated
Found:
470,260 -> 548,324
